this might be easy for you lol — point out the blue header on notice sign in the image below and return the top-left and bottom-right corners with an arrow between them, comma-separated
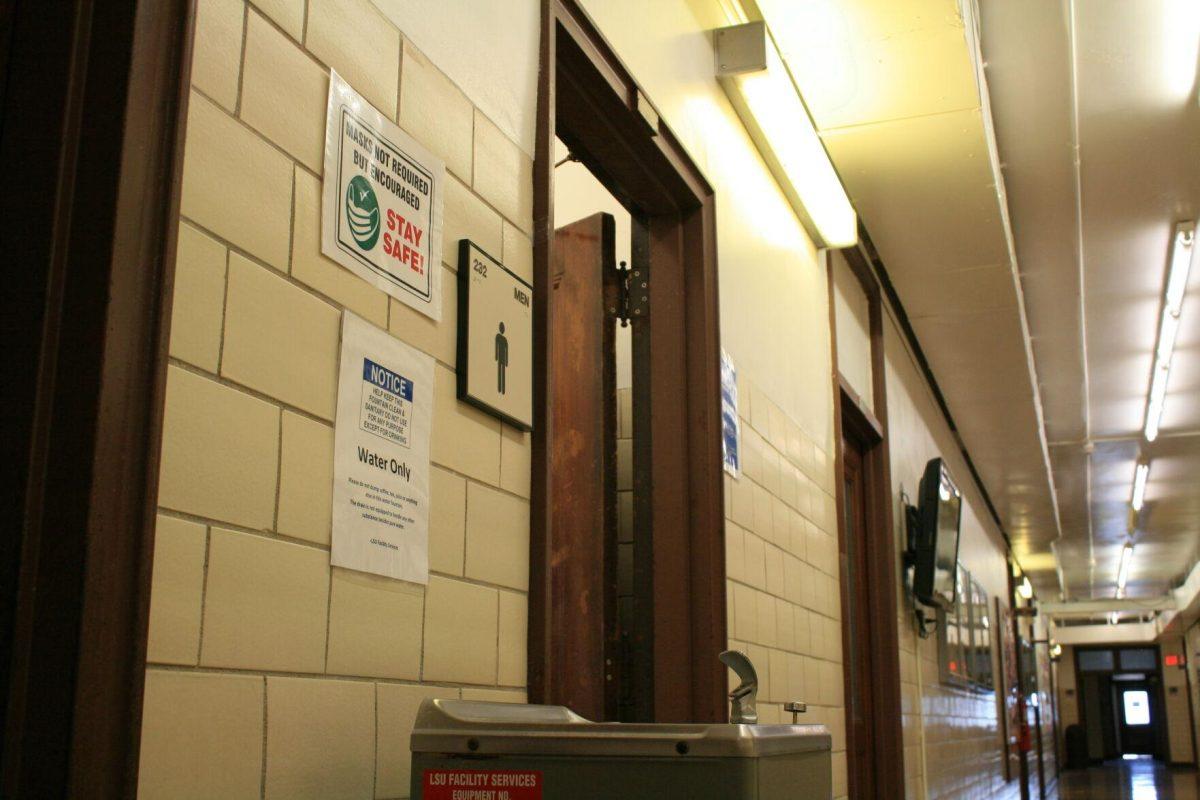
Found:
363,358 -> 413,400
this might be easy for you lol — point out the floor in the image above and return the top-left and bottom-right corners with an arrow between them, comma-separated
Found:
1057,759 -> 1200,799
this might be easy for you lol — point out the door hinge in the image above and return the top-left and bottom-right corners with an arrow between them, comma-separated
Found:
610,260 -> 649,326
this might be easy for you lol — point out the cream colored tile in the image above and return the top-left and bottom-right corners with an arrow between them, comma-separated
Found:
222,254 -> 340,419
752,483 -> 772,540
138,670 -> 263,800
422,575 -> 498,684
291,168 -> 389,325
729,474 -> 755,530
399,38 -> 472,181
616,438 -> 632,492
327,568 -> 423,679
146,515 -> 206,665
265,676 -> 375,799
201,528 -> 329,672
501,221 -> 533,284
748,642 -> 771,699
500,426 -> 532,499
743,532 -> 766,589
771,496 -> 790,548
181,92 -> 292,270
443,175 -> 503,268
191,0 -> 243,112
465,482 -> 529,591
158,366 -> 279,528
461,688 -> 527,703
787,653 -> 807,704
776,597 -> 795,652
387,265 -> 456,362
251,0 -> 304,40
784,553 -> 804,605
431,364 -> 502,484
725,521 -> 745,583
764,543 -> 784,598
241,11 -> 328,172
169,222 -> 226,371
789,507 -> 808,560
768,648 -> 788,702
376,684 -> 460,798
277,411 -> 334,545
430,465 -> 466,575
472,111 -> 532,231
498,590 -> 528,687
794,607 -> 811,653
306,0 -> 399,119
756,591 -> 777,647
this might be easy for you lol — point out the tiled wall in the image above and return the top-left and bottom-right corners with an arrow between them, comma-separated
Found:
139,0 -> 534,796
880,306 -> 1017,800
723,377 -> 848,799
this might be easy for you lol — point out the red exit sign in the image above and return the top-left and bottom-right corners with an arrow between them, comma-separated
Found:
1165,654 -> 1186,667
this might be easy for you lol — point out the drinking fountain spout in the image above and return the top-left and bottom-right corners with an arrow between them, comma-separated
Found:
719,650 -> 758,724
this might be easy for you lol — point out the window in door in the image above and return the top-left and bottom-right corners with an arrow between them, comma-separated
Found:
1123,690 -> 1151,726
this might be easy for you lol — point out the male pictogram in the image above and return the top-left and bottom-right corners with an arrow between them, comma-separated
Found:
495,322 -> 508,394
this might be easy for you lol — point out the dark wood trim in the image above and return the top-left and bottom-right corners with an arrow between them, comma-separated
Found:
529,0 -> 726,723
1,0 -> 191,795
829,249 -> 906,799
528,0 -> 557,710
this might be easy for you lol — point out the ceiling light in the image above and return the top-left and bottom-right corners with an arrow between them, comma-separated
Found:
1131,462 -> 1150,512
1018,576 -> 1033,600
1117,542 -> 1134,594
715,21 -> 858,248
1144,221 -> 1195,442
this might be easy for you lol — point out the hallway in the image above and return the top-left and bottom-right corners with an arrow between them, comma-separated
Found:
1059,760 -> 1200,800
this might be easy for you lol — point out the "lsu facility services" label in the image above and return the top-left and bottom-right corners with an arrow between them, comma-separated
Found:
322,71 -> 444,321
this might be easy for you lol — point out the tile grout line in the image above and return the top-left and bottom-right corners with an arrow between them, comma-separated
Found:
235,1 -> 249,117
195,525 -> 213,665
259,675 -> 268,800
144,661 -> 528,692
167,354 -> 534,504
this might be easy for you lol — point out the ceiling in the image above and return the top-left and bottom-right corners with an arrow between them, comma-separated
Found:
761,0 -> 1200,603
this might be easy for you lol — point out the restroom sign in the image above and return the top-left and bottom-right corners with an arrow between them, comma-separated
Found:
457,240 -> 533,430
322,70 -> 444,320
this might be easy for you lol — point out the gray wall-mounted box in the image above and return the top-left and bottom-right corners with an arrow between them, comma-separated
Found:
410,699 -> 831,799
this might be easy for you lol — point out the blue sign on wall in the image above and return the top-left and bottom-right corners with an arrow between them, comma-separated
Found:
721,349 -> 740,478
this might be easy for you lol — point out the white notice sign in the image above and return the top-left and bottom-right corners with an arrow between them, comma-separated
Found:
332,312 -> 433,583
323,71 -> 444,320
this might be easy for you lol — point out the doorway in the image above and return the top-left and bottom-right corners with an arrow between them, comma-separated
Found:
530,0 -> 727,724
829,246 -> 906,797
1074,646 -> 1168,762
839,428 -> 878,797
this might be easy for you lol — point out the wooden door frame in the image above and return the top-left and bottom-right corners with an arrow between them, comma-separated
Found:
1,0 -> 191,795
828,246 -> 906,797
530,0 -> 727,723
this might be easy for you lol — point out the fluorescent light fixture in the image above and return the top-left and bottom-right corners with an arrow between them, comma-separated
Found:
1117,542 -> 1134,594
1144,221 -> 1195,442
715,21 -> 857,248
1109,611 -> 1120,626
1052,541 -> 1067,600
1131,462 -> 1150,512
1018,576 -> 1033,600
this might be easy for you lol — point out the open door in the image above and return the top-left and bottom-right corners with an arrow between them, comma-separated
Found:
547,212 -> 618,721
